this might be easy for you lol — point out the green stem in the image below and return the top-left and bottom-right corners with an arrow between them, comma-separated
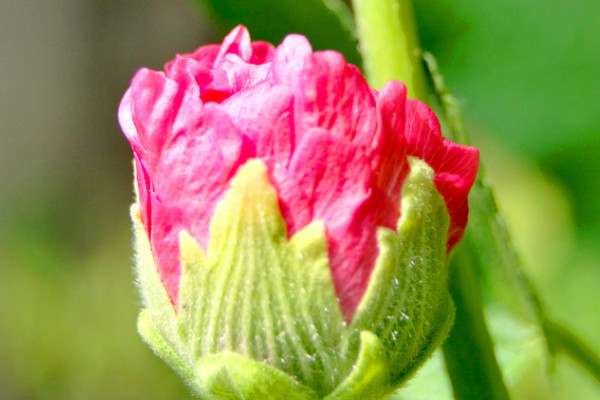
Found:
544,320 -> 600,383
351,0 -> 428,98
442,246 -> 512,400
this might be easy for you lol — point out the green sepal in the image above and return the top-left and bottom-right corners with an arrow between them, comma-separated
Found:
351,157 -> 454,386
194,351 -> 318,400
132,160 -> 350,398
325,331 -> 390,400
131,157 -> 453,399
137,309 -> 199,392
130,204 -> 179,346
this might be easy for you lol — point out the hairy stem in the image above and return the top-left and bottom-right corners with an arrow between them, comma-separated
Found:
442,246 -> 512,400
351,0 -> 428,98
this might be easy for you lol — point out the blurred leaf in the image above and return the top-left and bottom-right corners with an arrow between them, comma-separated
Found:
544,321 -> 600,384
414,0 -> 600,159
192,0 -> 361,65
0,233 -> 193,400
541,140 -> 600,237
387,351 -> 452,400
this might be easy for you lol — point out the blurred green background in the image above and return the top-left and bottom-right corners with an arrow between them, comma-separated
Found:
0,0 -> 598,398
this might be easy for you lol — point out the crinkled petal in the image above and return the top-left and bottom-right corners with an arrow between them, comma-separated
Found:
250,41 -> 276,64
125,67 -> 205,172
371,80 -> 411,206
218,54 -> 271,93
166,55 -> 213,91
167,44 -> 221,71
222,82 -> 294,165
271,34 -> 313,75
215,25 -> 253,66
404,99 -> 479,248
274,129 -> 371,231
273,50 -> 378,147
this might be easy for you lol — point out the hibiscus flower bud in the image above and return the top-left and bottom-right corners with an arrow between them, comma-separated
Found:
119,25 -> 479,399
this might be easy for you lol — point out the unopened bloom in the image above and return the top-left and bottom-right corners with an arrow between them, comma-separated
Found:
120,26 -> 478,399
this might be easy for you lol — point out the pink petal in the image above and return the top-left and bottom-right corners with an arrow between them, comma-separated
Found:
271,34 -> 313,72
214,25 -> 253,66
404,99 -> 479,249
164,44 -> 221,72
371,81 -> 411,206
222,82 -> 294,165
166,55 -> 213,90
201,31 -> 272,102
118,88 -> 138,148
126,67 -> 205,172
133,151 -> 152,234
272,50 -> 378,147
218,54 -> 271,93
250,41 -> 276,64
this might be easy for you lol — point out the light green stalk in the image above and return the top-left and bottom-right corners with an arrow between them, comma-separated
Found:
351,0 -> 428,99
442,246 -> 511,400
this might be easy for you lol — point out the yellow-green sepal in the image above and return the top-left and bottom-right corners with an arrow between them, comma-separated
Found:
194,351 -> 318,400
132,159 -> 350,398
137,309 -> 199,392
324,331 -> 391,400
351,157 -> 454,387
131,157 -> 454,399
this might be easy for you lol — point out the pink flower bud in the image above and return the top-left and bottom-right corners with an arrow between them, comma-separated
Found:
121,26 -> 480,398
119,25 -> 479,324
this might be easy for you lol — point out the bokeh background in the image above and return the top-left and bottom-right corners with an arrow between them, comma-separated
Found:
0,0 -> 598,398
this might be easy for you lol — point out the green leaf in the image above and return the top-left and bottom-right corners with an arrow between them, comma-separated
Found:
193,0 -> 361,66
